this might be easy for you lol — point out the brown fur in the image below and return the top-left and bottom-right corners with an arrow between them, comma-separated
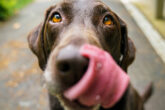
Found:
27,0 -> 152,110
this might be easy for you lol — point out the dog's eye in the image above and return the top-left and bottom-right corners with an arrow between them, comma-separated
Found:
103,16 -> 113,25
52,13 -> 62,23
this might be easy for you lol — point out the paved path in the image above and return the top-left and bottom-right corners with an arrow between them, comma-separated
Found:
0,0 -> 165,110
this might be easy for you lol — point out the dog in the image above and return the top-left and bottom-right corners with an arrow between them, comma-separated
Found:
27,0 -> 152,110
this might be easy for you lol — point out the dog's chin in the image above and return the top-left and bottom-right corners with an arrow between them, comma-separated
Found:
45,82 -> 99,110
55,94 -> 100,110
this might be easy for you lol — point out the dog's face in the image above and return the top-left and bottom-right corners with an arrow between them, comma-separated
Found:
28,0 -> 135,109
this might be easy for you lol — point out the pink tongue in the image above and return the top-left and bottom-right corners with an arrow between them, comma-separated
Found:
64,44 -> 130,108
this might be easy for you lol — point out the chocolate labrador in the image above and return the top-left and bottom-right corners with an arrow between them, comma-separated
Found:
27,0 -> 152,110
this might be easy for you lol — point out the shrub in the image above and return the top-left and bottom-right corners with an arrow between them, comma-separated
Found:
0,0 -> 33,20
0,0 -> 17,20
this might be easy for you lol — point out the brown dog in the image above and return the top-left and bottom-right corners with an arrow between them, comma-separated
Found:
28,0 -> 152,110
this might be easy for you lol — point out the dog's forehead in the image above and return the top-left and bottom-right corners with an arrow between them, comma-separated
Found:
57,0 -> 109,15
73,0 -> 101,7
61,0 -> 101,4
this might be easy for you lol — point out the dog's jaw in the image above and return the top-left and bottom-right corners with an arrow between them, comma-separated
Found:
56,94 -> 100,110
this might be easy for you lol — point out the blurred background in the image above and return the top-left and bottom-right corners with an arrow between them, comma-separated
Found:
0,0 -> 165,110
131,0 -> 165,40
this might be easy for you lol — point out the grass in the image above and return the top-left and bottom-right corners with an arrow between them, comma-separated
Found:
0,0 -> 34,21
132,1 -> 165,39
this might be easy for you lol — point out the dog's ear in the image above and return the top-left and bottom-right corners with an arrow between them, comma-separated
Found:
117,16 -> 136,72
27,23 -> 46,70
27,6 -> 54,70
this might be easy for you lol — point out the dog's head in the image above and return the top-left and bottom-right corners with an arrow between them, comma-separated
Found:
28,0 -> 135,109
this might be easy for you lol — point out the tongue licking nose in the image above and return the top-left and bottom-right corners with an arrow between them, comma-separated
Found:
64,44 -> 130,109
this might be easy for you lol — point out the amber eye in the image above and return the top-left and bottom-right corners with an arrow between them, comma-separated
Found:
103,16 -> 113,25
52,13 -> 62,23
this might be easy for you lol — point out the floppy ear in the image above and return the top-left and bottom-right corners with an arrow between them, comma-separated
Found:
27,23 -> 46,70
27,6 -> 54,70
118,17 -> 136,72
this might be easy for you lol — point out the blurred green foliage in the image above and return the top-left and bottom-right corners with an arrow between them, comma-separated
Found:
0,0 -> 33,20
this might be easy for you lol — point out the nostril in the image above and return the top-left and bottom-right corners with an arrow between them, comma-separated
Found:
57,61 -> 70,73
55,45 -> 90,78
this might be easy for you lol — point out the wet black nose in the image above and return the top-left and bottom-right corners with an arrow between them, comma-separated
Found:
56,45 -> 89,83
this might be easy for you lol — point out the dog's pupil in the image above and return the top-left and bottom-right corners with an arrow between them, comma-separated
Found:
104,17 -> 109,21
55,14 -> 61,19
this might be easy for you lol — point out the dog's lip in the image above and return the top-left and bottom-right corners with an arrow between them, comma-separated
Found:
60,94 -> 96,109
74,100 -> 95,108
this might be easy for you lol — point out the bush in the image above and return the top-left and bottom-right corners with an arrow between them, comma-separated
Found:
0,0 -> 17,20
0,0 -> 33,20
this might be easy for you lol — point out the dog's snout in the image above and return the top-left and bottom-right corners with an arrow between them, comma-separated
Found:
56,45 -> 89,82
